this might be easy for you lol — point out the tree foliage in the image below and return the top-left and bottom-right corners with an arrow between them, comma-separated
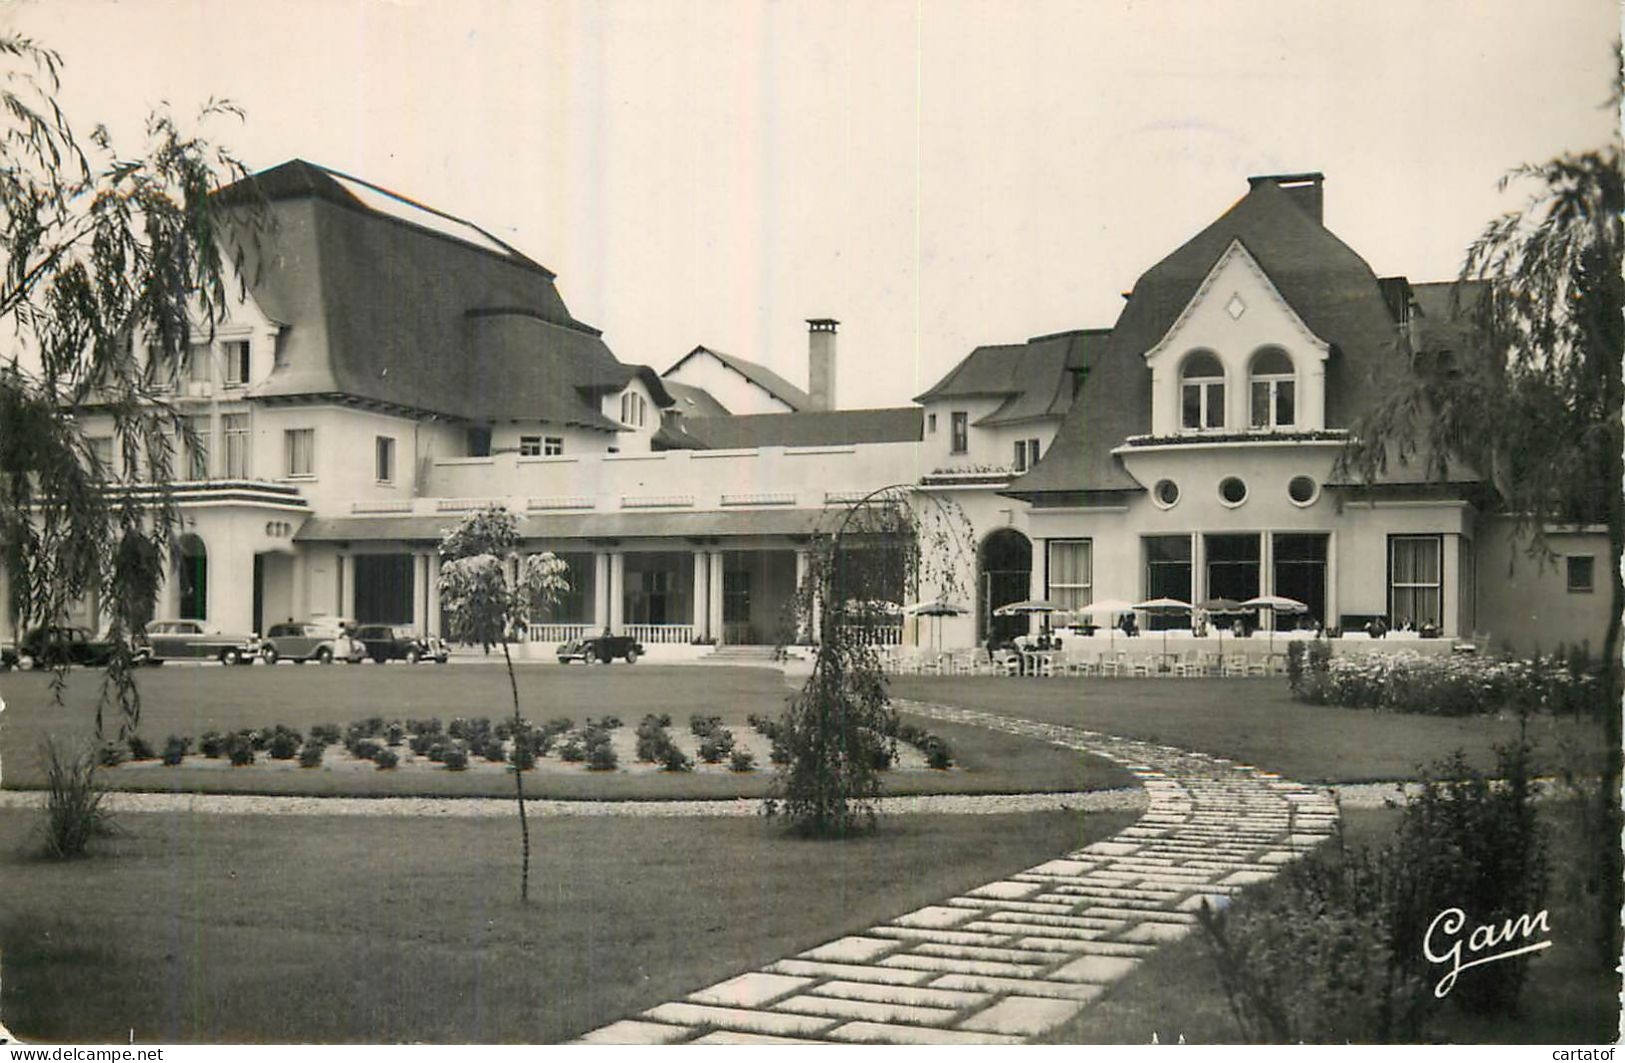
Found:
0,34 -> 258,735
1339,133 -> 1622,963
438,505 -> 570,902
767,487 -> 970,836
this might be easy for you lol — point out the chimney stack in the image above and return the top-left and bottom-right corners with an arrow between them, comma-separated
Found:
1247,171 -> 1324,224
807,318 -> 838,411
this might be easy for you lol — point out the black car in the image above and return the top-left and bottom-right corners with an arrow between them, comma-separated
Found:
20,625 -> 119,668
557,634 -> 644,664
354,624 -> 450,664
1,641 -> 17,671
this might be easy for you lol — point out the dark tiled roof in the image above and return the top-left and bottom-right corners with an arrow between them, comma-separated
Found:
663,346 -> 811,411
663,379 -> 732,418
915,329 -> 1106,426
217,160 -> 663,427
677,407 -> 923,449
1007,178 -> 1419,499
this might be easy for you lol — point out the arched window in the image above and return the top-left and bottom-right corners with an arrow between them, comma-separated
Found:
1249,347 -> 1296,429
1180,350 -> 1225,430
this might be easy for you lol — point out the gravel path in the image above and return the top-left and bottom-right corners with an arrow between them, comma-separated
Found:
0,787 -> 1147,819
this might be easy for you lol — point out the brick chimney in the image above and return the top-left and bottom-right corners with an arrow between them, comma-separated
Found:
807,318 -> 838,411
1247,171 -> 1324,224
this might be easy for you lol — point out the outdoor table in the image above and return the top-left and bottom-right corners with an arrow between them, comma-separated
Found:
1021,650 -> 1057,676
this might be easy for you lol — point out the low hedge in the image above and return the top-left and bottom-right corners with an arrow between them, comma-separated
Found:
1289,642 -> 1604,716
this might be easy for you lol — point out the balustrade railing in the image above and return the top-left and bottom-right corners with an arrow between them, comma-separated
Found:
527,623 -> 592,643
625,623 -> 695,644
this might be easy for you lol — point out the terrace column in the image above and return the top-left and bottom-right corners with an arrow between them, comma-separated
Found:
426,553 -> 442,637
290,551 -> 307,625
339,553 -> 355,619
608,551 -> 625,633
412,551 -> 428,631
691,549 -> 709,639
794,548 -> 810,643
592,551 -> 611,630
707,550 -> 725,644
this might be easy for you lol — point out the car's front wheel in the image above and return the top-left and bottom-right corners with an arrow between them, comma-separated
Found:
624,647 -> 640,664
261,646 -> 280,665
406,648 -> 421,665
316,646 -> 334,665
220,647 -> 242,666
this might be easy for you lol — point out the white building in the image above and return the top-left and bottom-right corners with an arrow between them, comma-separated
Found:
0,163 -> 1607,658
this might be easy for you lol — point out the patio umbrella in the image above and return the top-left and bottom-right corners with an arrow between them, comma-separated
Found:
1075,598 -> 1137,647
1196,596 -> 1246,653
904,599 -> 968,651
993,598 -> 1063,638
1132,597 -> 1194,656
1241,594 -> 1309,651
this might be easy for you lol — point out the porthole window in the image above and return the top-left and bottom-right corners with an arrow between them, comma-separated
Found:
1288,475 -> 1319,507
1218,476 -> 1248,507
1153,479 -> 1180,508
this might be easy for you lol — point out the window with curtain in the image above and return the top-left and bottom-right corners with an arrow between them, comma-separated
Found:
185,415 -> 211,480
1390,535 -> 1443,626
223,414 -> 250,478
284,428 -> 315,478
1047,540 -> 1092,610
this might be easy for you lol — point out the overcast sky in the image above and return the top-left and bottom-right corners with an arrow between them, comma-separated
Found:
6,0 -> 1619,408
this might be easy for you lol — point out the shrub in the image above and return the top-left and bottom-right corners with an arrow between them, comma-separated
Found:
660,743 -> 693,772
245,729 -> 268,751
309,724 -> 341,747
509,740 -> 537,771
690,713 -> 722,738
699,729 -> 736,764
408,732 -> 435,756
921,738 -> 953,770
407,717 -> 443,736
351,739 -> 383,761
96,741 -> 125,768
297,742 -> 324,768
769,739 -> 790,766
41,740 -> 114,858
729,748 -> 756,773
160,736 -> 191,767
199,731 -> 226,758
268,731 -> 301,760
385,721 -> 406,747
1299,648 -> 1603,717
226,734 -> 255,767
441,745 -> 469,771
546,716 -> 575,736
482,740 -> 508,763
125,734 -> 156,761
360,716 -> 386,737
597,714 -> 623,730
653,713 -> 672,728
559,737 -> 586,762
586,741 -> 618,771
373,748 -> 400,770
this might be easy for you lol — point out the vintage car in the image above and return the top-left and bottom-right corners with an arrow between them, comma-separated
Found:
354,624 -> 450,664
258,619 -> 366,665
139,618 -> 259,665
19,624 -> 119,669
1,640 -> 18,671
556,633 -> 644,665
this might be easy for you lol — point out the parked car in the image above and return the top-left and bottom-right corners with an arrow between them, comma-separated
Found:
354,624 -> 449,664
139,618 -> 259,665
19,624 -> 119,668
258,619 -> 366,664
557,633 -> 644,665
0,640 -> 18,671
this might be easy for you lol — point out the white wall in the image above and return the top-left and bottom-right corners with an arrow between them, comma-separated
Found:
664,353 -> 798,415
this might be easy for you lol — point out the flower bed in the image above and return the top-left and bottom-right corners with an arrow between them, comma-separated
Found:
1288,642 -> 1603,716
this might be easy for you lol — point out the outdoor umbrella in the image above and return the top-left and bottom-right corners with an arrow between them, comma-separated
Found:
993,598 -> 1063,639
904,598 -> 968,651
1075,598 -> 1137,648
1196,596 -> 1246,654
1131,597 -> 1194,657
1240,594 -> 1309,651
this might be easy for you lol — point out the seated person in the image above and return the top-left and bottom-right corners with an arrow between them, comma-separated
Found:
1120,613 -> 1139,637
1231,619 -> 1246,638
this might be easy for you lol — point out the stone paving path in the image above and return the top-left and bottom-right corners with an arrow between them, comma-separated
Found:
575,700 -> 1340,1045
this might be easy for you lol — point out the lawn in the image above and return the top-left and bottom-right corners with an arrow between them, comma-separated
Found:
892,675 -> 1608,783
0,804 -> 1134,1043
0,665 -> 1134,798
1038,802 -> 1620,1044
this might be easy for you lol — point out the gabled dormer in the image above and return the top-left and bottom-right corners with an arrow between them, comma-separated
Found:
1142,239 -> 1330,437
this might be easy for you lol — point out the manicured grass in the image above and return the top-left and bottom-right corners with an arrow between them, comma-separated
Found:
0,805 -> 1133,1043
0,665 -> 1133,798
892,676 -> 1608,783
1041,803 -> 1619,1045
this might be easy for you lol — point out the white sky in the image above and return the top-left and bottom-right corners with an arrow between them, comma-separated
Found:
5,0 -> 1619,408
